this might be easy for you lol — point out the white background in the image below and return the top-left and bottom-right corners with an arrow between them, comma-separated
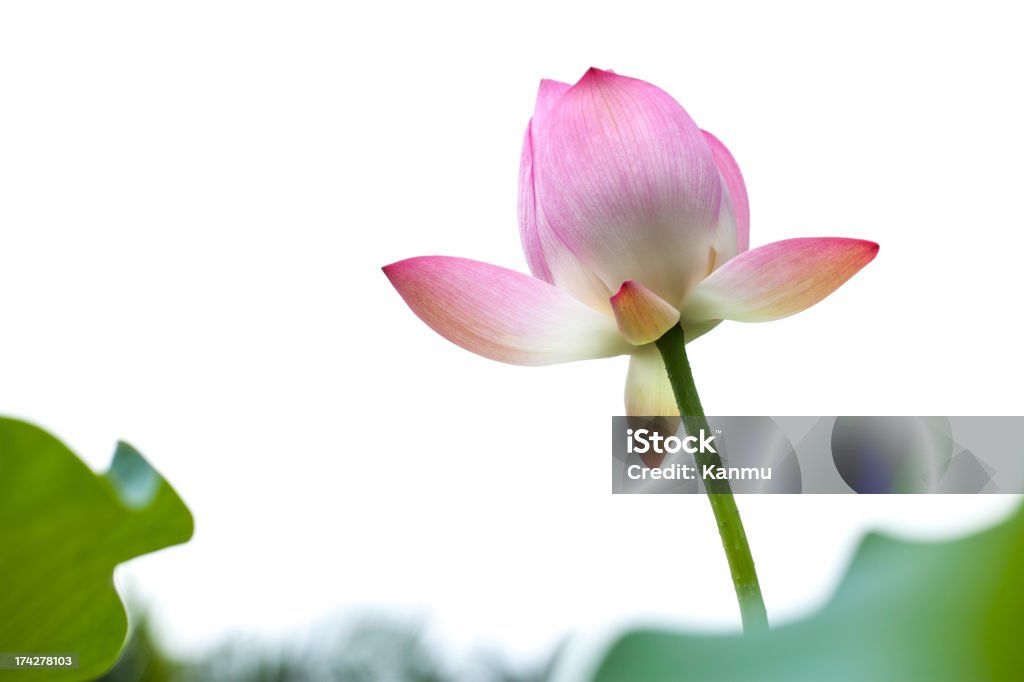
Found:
1,0 -> 1021,669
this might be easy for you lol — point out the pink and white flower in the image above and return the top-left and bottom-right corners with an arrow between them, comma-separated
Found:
384,68 -> 878,416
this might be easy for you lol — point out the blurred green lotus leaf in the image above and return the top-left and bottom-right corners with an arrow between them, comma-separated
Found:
0,417 -> 193,681
590,504 -> 1024,681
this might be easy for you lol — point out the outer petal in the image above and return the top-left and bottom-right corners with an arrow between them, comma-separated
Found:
610,280 -> 680,346
625,345 -> 678,416
383,256 -> 630,366
706,172 -> 738,277
703,130 -> 750,254
533,68 -> 721,307
681,238 -> 879,323
519,80 -> 571,282
520,80 -> 614,313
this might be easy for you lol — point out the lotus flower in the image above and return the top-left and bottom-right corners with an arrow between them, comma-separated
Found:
383,68 -> 878,416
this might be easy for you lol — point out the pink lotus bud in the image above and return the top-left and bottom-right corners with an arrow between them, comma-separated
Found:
384,69 -> 878,416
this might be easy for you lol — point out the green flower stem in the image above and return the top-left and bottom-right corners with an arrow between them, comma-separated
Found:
654,324 -> 769,633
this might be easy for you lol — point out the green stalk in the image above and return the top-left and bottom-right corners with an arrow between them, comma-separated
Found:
654,323 -> 769,633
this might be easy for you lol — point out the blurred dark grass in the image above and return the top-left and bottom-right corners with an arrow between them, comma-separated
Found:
93,608 -> 557,682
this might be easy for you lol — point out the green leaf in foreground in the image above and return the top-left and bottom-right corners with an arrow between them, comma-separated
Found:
591,504 -> 1024,682
0,417 -> 193,681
